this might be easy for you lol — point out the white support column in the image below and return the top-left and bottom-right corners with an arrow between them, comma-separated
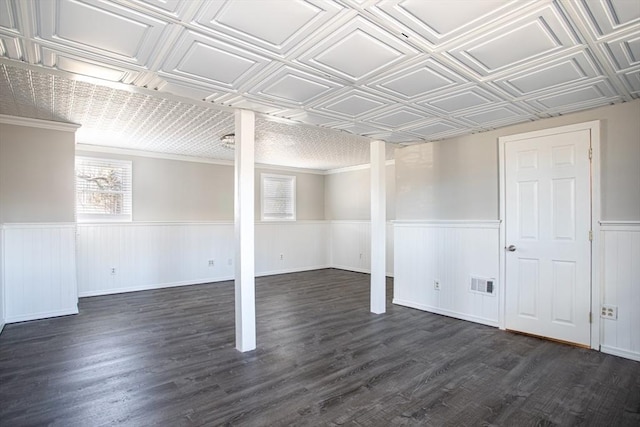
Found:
370,140 -> 386,314
234,109 -> 256,352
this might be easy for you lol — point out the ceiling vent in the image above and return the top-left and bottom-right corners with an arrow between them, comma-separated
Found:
471,276 -> 495,296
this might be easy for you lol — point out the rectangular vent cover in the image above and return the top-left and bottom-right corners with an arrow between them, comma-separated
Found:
471,276 -> 495,296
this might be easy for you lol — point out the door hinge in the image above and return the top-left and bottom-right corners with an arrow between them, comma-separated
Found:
589,230 -> 593,241
589,147 -> 593,160
589,312 -> 592,324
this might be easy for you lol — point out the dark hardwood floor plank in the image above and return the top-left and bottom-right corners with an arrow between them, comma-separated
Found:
1,269 -> 638,426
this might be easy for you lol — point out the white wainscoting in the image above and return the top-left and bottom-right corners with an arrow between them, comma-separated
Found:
255,221 -> 329,276
0,226 -> 4,332
2,223 -> 78,323
328,221 -> 394,276
393,221 -> 500,327
599,221 -> 640,362
77,221 -> 331,297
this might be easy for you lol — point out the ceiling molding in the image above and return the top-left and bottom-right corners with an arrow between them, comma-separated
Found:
0,114 -> 81,132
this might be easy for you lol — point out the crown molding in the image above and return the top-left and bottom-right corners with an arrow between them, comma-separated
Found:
0,114 -> 81,132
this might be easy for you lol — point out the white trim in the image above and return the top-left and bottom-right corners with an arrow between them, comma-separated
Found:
600,345 -> 640,362
1,222 -> 76,229
76,143 -> 327,175
0,114 -> 81,132
393,220 -> 501,229
5,307 -> 79,324
599,221 -> 640,231
393,298 -> 499,328
325,159 -> 395,175
75,220 -> 329,227
78,277 -> 234,298
498,120 -> 601,350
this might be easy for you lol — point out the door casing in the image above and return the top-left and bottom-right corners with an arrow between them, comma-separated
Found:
498,120 -> 601,350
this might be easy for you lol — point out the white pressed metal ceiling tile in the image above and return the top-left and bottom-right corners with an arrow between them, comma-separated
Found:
370,0 -> 532,46
493,50 -> 603,97
296,15 -> 417,83
159,29 -> 270,91
448,3 -> 578,76
367,57 -> 467,100
192,0 -> 342,56
44,49 -> 136,82
37,0 -> 169,65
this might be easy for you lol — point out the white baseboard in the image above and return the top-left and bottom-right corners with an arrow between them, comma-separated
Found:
78,277 -> 234,298
256,265 -> 331,278
5,307 -> 79,324
392,298 -> 499,328
600,345 -> 640,362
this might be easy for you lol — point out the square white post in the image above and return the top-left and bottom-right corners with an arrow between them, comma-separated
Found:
370,140 -> 386,314
234,109 -> 256,352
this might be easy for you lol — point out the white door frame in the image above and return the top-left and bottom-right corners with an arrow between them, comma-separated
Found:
498,120 -> 601,350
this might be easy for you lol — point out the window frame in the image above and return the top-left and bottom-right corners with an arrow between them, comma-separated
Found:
75,156 -> 133,223
261,173 -> 296,222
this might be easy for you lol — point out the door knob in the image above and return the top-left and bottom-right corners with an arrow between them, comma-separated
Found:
507,245 -> 516,252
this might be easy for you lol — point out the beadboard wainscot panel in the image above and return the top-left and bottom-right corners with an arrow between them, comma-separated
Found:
393,220 -> 500,327
599,221 -> 640,362
77,221 -> 332,297
0,226 -> 4,332
77,222 -> 235,297
3,223 -> 78,323
328,221 -> 394,276
255,221 -> 329,276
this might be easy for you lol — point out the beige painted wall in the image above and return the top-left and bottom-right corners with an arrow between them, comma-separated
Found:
396,99 -> 640,221
324,163 -> 396,220
76,151 -> 326,221
0,123 -> 76,223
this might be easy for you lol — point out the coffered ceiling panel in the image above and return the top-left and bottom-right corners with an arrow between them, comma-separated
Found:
368,57 -> 466,100
159,30 -> 270,91
493,50 -> 602,96
246,64 -> 338,106
418,86 -> 500,114
0,0 -> 639,170
449,3 -> 578,76
577,0 -> 640,38
525,79 -> 620,112
193,0 -> 342,56
296,15 -> 416,82
370,0 -> 531,46
37,0 -> 168,66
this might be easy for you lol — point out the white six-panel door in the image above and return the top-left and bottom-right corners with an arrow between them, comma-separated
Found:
504,128 -> 592,346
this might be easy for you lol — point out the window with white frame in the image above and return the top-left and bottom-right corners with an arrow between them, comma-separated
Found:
261,173 -> 296,221
75,157 -> 132,222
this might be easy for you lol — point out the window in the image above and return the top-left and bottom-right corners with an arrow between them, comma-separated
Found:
75,156 -> 132,222
261,173 -> 296,221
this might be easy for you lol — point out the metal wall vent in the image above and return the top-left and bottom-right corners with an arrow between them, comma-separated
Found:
471,277 -> 495,296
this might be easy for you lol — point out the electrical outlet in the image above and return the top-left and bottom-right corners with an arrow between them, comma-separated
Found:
208,260 -> 215,267
434,280 -> 440,290
110,267 -> 116,275
280,254 -> 283,260
601,304 -> 618,320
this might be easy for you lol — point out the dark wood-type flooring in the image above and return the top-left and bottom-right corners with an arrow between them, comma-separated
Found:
1,269 -> 639,426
